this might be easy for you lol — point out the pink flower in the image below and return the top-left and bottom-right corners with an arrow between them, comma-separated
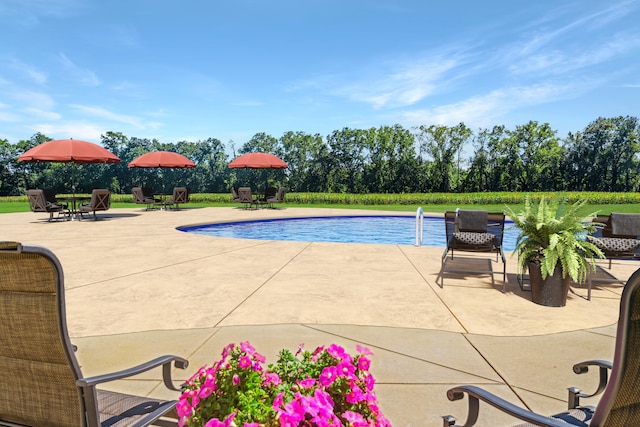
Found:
175,399 -> 192,418
358,356 -> 371,371
337,360 -> 356,379
311,345 -> 325,361
238,355 -> 252,369
273,391 -> 285,411
346,381 -> 366,404
221,343 -> 235,359
365,372 -> 376,391
297,377 -> 316,389
180,341 -> 390,427
239,341 -> 255,354
343,410 -> 367,426
203,413 -> 236,427
319,366 -> 338,386
356,344 -> 374,356
264,372 -> 281,386
326,344 -> 346,360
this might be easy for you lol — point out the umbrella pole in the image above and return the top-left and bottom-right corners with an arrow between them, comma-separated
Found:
71,163 -> 77,221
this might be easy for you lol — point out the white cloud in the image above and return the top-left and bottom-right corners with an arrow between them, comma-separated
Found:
58,53 -> 100,86
0,104 -> 21,122
401,83 -> 576,129
6,58 -> 47,84
23,107 -> 61,120
12,90 -> 55,110
334,56 -> 464,109
35,121 -> 106,142
510,32 -> 640,76
69,104 -> 144,128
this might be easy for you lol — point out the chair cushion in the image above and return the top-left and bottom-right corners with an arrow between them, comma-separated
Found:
587,236 -> 640,253
512,407 -> 593,426
454,232 -> 496,246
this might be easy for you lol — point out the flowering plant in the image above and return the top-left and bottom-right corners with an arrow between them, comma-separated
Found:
178,341 -> 392,427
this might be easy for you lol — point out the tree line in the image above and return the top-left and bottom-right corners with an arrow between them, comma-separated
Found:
1,115 -> 638,196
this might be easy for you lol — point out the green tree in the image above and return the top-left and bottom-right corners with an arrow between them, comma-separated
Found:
564,116 -> 640,191
463,129 -> 491,192
484,125 -> 523,191
415,123 -> 471,192
363,125 -> 419,193
511,121 -> 563,191
278,131 -> 328,192
325,128 -> 369,193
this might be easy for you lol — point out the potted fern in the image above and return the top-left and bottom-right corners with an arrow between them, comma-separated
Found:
505,196 -> 603,306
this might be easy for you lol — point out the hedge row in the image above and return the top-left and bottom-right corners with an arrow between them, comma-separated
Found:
6,191 -> 640,206
124,191 -> 640,205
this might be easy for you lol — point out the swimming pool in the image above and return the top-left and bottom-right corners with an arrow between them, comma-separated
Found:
179,215 -> 519,251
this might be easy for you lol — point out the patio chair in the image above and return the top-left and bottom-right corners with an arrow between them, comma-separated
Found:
78,189 -> 111,220
231,187 -> 241,202
442,266 -> 640,427
26,189 -> 67,222
141,186 -> 159,201
0,241 -> 188,427
237,187 -> 260,209
439,210 -> 507,291
266,187 -> 286,208
161,187 -> 189,210
262,186 -> 277,201
43,187 -> 69,210
582,213 -> 640,300
132,187 -> 158,210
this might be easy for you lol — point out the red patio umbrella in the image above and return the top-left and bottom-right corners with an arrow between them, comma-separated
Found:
128,151 -> 196,195
228,152 -> 288,194
18,139 -> 120,164
228,152 -> 288,169
18,139 -> 120,206
128,151 -> 196,168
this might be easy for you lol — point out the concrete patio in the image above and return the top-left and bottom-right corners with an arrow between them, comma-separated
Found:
2,206 -> 637,426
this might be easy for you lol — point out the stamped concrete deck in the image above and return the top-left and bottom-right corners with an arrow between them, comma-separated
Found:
2,206 -> 637,426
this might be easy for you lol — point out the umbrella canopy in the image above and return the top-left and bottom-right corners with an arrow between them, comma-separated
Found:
228,152 -> 288,169
18,139 -> 120,164
128,151 -> 196,169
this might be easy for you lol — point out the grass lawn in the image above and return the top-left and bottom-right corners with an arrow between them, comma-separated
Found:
2,199 -> 639,215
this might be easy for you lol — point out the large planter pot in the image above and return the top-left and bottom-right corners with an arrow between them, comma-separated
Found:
528,262 -> 571,307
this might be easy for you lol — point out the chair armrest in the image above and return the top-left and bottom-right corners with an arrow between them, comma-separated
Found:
77,355 -> 189,391
443,385 -> 569,427
567,359 -> 612,409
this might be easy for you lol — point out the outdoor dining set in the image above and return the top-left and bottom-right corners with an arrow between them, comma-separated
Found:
26,188 -> 111,221
131,186 -> 190,211
231,186 -> 286,209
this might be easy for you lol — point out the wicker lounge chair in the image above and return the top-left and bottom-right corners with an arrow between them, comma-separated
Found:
582,213 -> 640,299
0,241 -> 188,427
161,187 -> 189,210
442,266 -> 640,426
79,189 -> 111,220
132,187 -> 158,210
439,210 -> 507,291
26,189 -> 67,221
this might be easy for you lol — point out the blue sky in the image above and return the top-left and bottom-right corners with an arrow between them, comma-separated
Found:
1,0 -> 639,149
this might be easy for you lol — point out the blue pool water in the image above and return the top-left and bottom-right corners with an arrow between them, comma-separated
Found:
179,215 -> 519,251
